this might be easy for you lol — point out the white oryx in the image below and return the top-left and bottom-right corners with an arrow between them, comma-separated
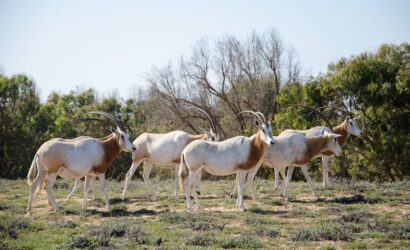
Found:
122,106 -> 219,199
279,106 -> 363,187
26,111 -> 136,214
240,131 -> 343,200
179,111 -> 275,211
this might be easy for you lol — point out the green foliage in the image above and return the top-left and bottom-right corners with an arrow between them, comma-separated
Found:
0,43 -> 409,181
275,43 -> 410,181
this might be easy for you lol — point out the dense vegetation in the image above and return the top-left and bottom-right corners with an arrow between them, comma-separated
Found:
0,30 -> 409,181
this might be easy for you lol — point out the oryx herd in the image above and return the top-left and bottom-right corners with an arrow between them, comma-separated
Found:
26,105 -> 363,214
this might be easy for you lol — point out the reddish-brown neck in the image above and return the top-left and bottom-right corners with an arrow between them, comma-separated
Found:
333,120 -> 349,146
237,131 -> 265,170
94,133 -> 122,173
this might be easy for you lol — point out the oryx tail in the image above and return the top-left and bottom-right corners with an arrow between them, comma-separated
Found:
27,155 -> 39,186
178,153 -> 188,191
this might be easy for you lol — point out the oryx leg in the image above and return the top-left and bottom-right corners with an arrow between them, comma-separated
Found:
27,170 -> 47,214
91,176 -> 96,201
236,171 -> 246,211
246,166 -> 260,201
283,166 -> 295,197
174,164 -> 180,198
322,155 -> 330,187
301,165 -> 319,198
279,168 -> 286,182
67,178 -> 81,200
44,173 -> 58,211
190,170 -> 201,209
98,173 -> 111,211
195,170 -> 202,196
274,167 -> 280,189
122,159 -> 144,199
231,173 -> 240,197
142,161 -> 156,198
82,175 -> 92,210
184,171 -> 195,211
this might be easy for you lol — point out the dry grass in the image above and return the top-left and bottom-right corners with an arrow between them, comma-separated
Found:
0,177 -> 409,249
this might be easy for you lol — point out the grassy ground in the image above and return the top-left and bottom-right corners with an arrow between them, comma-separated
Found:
0,177 -> 409,249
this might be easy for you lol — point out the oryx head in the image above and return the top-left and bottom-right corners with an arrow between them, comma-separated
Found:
344,117 -> 363,137
84,111 -> 137,153
324,105 -> 364,137
239,111 -> 276,145
323,131 -> 343,156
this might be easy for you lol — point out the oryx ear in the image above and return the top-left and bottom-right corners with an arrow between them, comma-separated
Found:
111,127 -> 119,135
198,127 -> 210,135
254,120 -> 260,127
324,131 -> 341,138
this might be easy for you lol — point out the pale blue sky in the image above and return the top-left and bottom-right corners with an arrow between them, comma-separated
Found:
1,0 -> 409,101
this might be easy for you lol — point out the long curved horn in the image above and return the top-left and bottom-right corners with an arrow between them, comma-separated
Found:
324,106 -> 353,118
88,111 -> 126,131
288,104 -> 334,130
237,110 -> 265,125
75,118 -> 115,128
255,111 -> 267,123
186,105 -> 217,135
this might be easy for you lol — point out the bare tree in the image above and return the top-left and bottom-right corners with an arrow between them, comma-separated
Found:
147,28 -> 301,137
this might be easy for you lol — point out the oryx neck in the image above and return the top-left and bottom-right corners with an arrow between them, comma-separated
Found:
94,133 -> 121,173
332,121 -> 349,146
304,136 -> 328,161
236,131 -> 265,171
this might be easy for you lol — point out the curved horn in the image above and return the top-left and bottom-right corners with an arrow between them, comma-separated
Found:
75,117 -> 115,128
187,106 -> 217,135
323,106 -> 353,118
288,104 -> 334,130
255,111 -> 267,123
237,110 -> 265,125
88,111 -> 126,131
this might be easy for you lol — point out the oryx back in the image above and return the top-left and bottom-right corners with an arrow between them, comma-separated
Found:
38,137 -> 104,178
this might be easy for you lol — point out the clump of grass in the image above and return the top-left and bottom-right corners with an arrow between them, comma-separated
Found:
64,221 -> 161,249
338,210 -> 373,224
128,225 -> 162,246
159,212 -> 215,224
332,194 -> 380,204
252,227 -> 279,237
219,236 -> 263,249
0,217 -> 31,239
244,216 -> 275,226
320,224 -> 353,241
67,235 -> 92,249
291,227 -> 320,241
186,234 -> 216,246
127,225 -> 151,245
89,222 -> 127,238
291,223 -> 353,242
0,241 -> 9,250
186,221 -> 225,231
50,220 -> 77,229
325,206 -> 344,215
368,219 -> 410,240
6,217 -> 30,231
